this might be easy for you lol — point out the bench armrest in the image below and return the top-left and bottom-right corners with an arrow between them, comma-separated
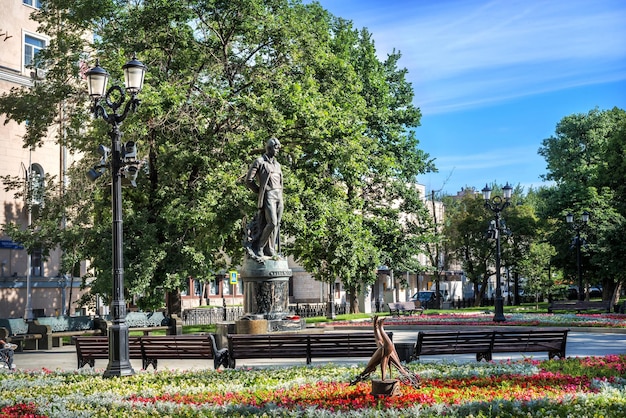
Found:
28,322 -> 53,350
93,318 -> 111,334
168,314 -> 183,335
28,322 -> 50,335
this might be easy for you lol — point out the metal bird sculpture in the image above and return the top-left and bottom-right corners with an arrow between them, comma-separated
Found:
350,315 -> 420,387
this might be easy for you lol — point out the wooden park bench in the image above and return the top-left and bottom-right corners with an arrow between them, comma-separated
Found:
548,300 -> 611,313
74,334 -> 226,370
308,332 -> 392,361
34,316 -> 105,347
388,301 -> 423,316
0,318 -> 51,351
413,329 -> 494,361
140,335 -> 228,370
74,336 -> 143,369
491,329 -> 569,360
226,332 -> 390,368
411,328 -> 569,362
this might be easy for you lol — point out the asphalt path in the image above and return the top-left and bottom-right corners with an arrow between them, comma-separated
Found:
7,329 -> 626,372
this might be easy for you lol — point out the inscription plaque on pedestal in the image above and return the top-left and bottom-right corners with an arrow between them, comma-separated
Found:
240,257 -> 292,320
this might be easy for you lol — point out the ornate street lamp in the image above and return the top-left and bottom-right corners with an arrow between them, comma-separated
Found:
566,211 -> 590,302
85,55 -> 146,378
482,182 -> 513,322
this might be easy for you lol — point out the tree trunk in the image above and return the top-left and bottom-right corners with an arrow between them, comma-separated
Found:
66,274 -> 73,316
612,281 -> 623,310
167,290 -> 182,317
349,286 -> 360,314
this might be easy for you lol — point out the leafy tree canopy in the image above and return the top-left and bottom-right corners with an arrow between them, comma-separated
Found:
0,0 -> 433,312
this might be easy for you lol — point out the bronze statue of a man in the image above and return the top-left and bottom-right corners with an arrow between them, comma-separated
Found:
245,137 -> 283,258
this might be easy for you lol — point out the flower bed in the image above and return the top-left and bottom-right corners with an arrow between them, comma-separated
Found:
324,312 -> 626,329
1,356 -> 626,417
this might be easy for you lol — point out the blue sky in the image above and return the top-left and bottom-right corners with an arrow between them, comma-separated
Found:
313,0 -> 626,196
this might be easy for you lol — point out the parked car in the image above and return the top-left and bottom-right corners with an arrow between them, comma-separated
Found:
589,286 -> 602,299
566,285 -> 602,300
567,286 -> 578,300
411,291 -> 438,309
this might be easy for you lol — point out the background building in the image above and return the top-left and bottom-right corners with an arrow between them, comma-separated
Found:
0,1 -> 89,318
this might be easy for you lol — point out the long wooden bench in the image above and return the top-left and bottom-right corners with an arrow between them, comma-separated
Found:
412,328 -> 569,362
548,300 -> 611,313
74,336 -> 143,369
74,334 -> 226,370
414,329 -> 494,361
388,301 -> 423,316
140,335 -> 228,370
34,316 -> 105,347
491,329 -> 569,361
0,318 -> 51,351
308,333 -> 391,360
226,332 -> 391,368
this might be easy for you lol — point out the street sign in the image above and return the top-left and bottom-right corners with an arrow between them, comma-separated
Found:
229,271 -> 238,284
0,240 -> 24,250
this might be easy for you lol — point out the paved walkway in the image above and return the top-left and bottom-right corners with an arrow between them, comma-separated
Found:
9,329 -> 626,372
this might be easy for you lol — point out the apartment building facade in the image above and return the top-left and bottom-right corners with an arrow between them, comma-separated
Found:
0,0 -> 91,318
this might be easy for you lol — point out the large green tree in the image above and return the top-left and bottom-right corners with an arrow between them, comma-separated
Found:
444,192 -> 493,306
282,17 -> 433,314
499,188 -> 542,305
538,107 -> 626,303
444,184 -> 540,307
1,0 -> 433,314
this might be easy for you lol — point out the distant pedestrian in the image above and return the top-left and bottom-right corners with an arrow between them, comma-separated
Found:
0,339 -> 15,370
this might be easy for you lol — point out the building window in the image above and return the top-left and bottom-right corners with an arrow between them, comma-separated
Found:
208,277 -> 218,296
193,279 -> 203,297
222,276 -> 230,295
180,278 -> 190,296
23,0 -> 42,8
24,34 -> 46,68
29,164 -> 45,206
31,248 -> 43,277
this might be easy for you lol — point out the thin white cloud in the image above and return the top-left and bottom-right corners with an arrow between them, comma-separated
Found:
315,0 -> 625,195
329,0 -> 626,115
432,145 -> 541,171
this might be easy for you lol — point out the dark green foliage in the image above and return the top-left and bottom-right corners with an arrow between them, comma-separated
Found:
0,0 -> 433,312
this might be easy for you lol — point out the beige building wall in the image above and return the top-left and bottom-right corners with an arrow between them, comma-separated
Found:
1,1 -> 89,319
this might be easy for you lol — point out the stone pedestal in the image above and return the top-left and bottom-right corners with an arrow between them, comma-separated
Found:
371,379 -> 401,397
236,319 -> 268,334
241,257 -> 292,320
268,318 -> 306,332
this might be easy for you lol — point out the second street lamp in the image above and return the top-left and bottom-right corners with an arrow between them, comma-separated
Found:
482,182 -> 513,323
566,211 -> 590,302
85,55 -> 146,378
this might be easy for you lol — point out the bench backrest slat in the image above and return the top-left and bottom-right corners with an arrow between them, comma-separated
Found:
415,329 -> 568,360
140,335 -> 215,360
417,330 -> 493,355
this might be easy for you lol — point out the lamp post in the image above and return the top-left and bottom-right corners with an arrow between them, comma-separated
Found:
566,211 -> 590,301
482,183 -> 513,323
85,55 -> 146,378
57,274 -> 68,316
